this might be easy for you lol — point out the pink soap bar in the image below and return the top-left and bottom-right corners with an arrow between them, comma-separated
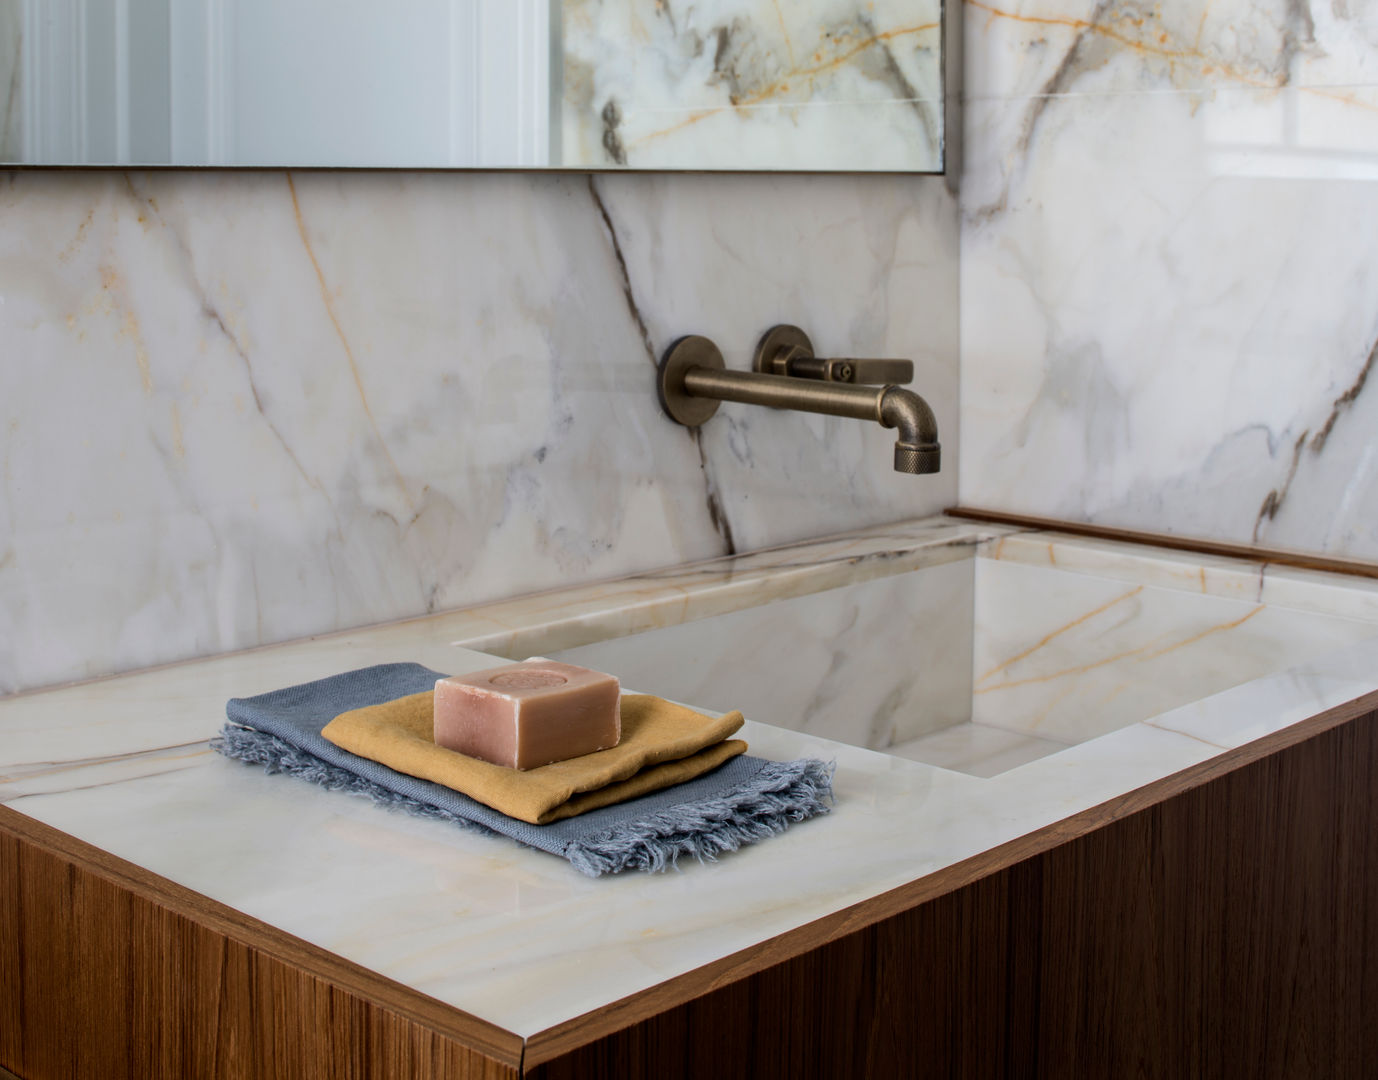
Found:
433,661 -> 621,770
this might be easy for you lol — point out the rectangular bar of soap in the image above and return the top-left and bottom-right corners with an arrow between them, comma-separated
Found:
433,661 -> 621,770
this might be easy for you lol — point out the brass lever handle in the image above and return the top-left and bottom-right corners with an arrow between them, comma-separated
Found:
752,324 -> 914,385
828,357 -> 916,384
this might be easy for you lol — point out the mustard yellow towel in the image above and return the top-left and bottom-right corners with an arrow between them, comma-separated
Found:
321,691 -> 747,825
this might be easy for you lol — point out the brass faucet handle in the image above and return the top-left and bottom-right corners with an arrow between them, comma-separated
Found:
752,324 -> 913,385
831,358 -> 914,385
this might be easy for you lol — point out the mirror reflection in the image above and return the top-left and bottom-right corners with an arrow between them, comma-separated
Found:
0,1 -> 942,171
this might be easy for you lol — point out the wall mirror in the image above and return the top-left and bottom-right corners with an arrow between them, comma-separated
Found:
0,1 -> 950,172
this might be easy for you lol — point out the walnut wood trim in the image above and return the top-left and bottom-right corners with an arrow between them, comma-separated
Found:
0,806 -> 523,1077
523,688 -> 1378,1066
947,506 -> 1378,581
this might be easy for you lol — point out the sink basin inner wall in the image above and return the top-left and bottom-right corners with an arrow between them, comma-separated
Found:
552,558 -> 975,751
546,550 -> 1378,775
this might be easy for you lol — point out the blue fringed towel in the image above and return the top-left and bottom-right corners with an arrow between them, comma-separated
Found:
212,662 -> 833,877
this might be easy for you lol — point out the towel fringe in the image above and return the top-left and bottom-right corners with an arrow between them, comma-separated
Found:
563,758 -> 835,876
212,725 -> 833,876
212,724 -> 496,835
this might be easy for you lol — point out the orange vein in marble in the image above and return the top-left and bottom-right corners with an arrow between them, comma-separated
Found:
770,0 -> 797,68
1142,718 -> 1227,749
966,0 -> 1273,81
1022,681 -> 1081,731
966,0 -> 1378,112
286,173 -> 412,508
977,606 -> 1265,693
1097,682 -> 1129,709
632,21 -> 940,146
1192,0 -> 1215,52
1138,605 -> 1263,659
98,245 -> 153,396
977,585 -> 1144,683
1301,85 -> 1378,114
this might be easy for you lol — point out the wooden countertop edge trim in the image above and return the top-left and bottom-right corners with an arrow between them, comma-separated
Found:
522,687 -> 1378,1066
0,804 -> 525,1070
946,506 -> 1378,581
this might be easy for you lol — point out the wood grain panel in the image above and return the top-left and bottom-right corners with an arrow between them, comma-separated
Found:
0,809 -> 521,1080
527,707 -> 1378,1078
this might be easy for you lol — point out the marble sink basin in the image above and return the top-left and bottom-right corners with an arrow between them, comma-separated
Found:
469,523 -> 1378,778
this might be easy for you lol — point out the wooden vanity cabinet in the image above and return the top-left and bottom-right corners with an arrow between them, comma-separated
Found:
4,693 -> 1376,1079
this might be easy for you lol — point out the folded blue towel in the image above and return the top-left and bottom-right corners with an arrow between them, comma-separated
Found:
212,662 -> 832,877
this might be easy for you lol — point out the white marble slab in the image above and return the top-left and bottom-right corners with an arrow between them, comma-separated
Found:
959,0 -> 1378,564
6,516 -> 1378,1041
0,168 -> 958,696
561,0 -> 943,170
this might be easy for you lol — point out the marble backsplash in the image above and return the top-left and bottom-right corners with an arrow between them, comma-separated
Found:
0,169 -> 958,694
959,0 -> 1378,562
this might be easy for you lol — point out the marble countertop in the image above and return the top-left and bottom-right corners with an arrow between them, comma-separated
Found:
4,517 -> 1378,1039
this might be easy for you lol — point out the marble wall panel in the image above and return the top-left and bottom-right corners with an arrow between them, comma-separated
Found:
959,0 -> 1378,561
0,169 -> 958,694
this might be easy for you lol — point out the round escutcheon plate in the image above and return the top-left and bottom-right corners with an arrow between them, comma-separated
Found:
657,335 -> 726,427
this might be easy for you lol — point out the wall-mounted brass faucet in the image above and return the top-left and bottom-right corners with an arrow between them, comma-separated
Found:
656,325 -> 941,475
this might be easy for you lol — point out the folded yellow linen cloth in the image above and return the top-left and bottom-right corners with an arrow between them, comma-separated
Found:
321,691 -> 747,825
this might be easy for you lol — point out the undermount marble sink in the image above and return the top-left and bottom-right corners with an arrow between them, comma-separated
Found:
481,528 -> 1378,778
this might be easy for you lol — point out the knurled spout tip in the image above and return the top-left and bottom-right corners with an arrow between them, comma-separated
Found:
878,386 -> 940,476
894,443 -> 942,475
